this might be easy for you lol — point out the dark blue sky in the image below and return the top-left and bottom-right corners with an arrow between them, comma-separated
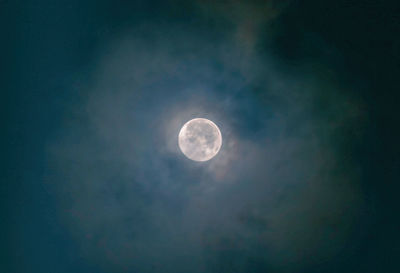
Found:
2,1 -> 399,272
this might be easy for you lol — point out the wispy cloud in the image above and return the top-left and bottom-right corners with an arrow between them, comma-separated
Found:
48,2 -> 366,272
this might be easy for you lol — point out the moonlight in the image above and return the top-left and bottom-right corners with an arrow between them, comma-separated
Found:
178,118 -> 222,161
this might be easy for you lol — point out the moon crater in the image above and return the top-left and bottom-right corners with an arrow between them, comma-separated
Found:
178,118 -> 222,161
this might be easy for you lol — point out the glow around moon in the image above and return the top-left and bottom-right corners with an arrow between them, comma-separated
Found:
178,118 -> 222,161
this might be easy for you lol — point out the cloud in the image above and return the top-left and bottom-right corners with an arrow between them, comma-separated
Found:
196,0 -> 292,54
48,7 -> 366,272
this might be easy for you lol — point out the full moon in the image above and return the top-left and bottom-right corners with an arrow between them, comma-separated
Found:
178,118 -> 222,161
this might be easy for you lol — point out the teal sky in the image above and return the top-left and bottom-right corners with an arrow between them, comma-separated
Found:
2,1 -> 399,272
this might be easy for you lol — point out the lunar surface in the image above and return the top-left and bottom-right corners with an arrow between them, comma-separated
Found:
178,118 -> 222,161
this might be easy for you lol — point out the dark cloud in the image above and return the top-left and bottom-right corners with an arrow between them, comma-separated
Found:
4,0 -> 399,273
47,8 -> 366,272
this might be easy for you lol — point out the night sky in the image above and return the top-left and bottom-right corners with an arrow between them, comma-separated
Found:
2,1 -> 400,272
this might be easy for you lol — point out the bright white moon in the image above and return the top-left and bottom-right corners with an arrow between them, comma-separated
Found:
178,118 -> 222,162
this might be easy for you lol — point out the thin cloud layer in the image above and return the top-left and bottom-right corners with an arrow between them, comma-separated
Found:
48,3 -> 366,272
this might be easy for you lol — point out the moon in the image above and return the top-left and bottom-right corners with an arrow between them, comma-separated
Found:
178,118 -> 222,162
